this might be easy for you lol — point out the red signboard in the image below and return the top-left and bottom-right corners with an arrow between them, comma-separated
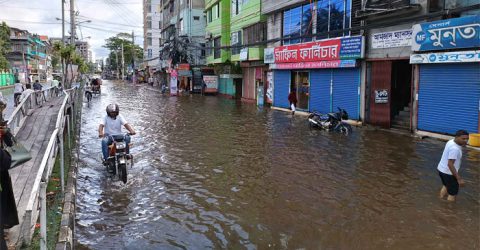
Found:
177,64 -> 190,70
271,60 -> 357,70
274,36 -> 364,63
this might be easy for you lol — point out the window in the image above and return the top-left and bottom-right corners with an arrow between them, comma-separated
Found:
244,22 -> 266,44
232,0 -> 241,15
147,21 -> 152,29
206,40 -> 212,56
146,3 -> 151,12
170,0 -> 174,13
214,37 -> 221,59
200,43 -> 206,57
317,0 -> 351,39
207,9 -> 212,23
283,4 -> 312,45
216,3 -> 220,18
147,49 -> 152,59
194,16 -> 200,21
231,31 -> 242,55
179,18 -> 184,33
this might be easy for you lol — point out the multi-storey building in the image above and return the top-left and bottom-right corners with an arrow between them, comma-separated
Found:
357,0 -> 479,135
75,41 -> 89,62
263,0 -> 364,119
143,0 -> 162,70
159,0 -> 206,92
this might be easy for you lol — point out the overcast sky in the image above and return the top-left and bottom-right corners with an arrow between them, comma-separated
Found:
0,0 -> 143,60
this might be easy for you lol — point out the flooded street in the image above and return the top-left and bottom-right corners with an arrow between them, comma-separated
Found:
75,80 -> 479,249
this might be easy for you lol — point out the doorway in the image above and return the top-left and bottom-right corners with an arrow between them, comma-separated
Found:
234,78 -> 242,100
291,71 -> 309,110
391,60 -> 412,129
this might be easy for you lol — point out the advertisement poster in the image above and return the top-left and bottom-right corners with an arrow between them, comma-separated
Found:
170,69 -> 178,96
266,72 -> 273,104
203,75 -> 218,93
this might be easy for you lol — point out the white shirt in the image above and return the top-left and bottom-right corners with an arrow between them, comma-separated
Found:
101,114 -> 127,135
14,83 -> 24,94
437,139 -> 463,175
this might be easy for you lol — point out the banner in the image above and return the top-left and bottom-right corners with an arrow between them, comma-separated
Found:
372,30 -> 412,49
170,69 -> 178,96
274,36 -> 364,63
270,60 -> 357,70
266,71 -> 273,104
412,15 -> 480,51
410,50 -> 480,64
203,75 -> 218,93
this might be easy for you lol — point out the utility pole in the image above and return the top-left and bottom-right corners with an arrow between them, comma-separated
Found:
70,0 -> 75,44
61,0 -> 65,88
121,43 -> 125,80
132,30 -> 135,83
115,50 -> 119,79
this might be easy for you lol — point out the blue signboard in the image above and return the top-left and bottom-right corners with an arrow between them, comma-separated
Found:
412,15 -> 480,51
340,36 -> 364,59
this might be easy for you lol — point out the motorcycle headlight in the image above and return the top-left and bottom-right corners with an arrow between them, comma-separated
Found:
116,142 -> 126,150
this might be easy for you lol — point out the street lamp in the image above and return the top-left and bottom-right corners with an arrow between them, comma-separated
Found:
55,18 -> 91,42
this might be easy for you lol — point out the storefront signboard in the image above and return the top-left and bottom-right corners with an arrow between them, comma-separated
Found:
412,15 -> 480,51
203,75 -> 218,93
372,29 -> 412,48
270,60 -> 357,70
177,64 -> 190,70
410,50 -> 480,64
374,89 -> 389,104
264,48 -> 275,64
274,36 -> 364,63
240,48 -> 249,61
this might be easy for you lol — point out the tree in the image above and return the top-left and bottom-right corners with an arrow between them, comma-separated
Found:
52,42 -> 84,87
0,22 -> 10,70
104,33 -> 143,78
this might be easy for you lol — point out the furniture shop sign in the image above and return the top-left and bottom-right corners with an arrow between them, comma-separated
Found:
372,29 -> 412,49
274,36 -> 364,63
270,60 -> 357,70
374,89 -> 389,104
203,75 -> 218,93
410,50 -> 480,64
412,15 -> 480,52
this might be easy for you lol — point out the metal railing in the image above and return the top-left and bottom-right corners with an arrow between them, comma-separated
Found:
12,86 -> 79,249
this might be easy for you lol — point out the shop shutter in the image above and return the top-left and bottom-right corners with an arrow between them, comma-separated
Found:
309,70 -> 331,114
418,63 -> 480,134
273,70 -> 290,108
332,68 -> 361,119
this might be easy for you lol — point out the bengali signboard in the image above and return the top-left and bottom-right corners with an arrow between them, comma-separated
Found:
203,75 -> 218,93
274,36 -> 364,63
264,48 -> 275,64
270,60 -> 357,70
374,89 -> 389,104
240,48 -> 249,61
412,15 -> 480,52
372,29 -> 412,49
410,50 -> 480,64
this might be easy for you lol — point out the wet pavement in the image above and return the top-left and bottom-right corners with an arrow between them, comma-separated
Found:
75,80 -> 479,249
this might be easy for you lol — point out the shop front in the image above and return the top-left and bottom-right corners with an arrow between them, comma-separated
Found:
410,15 -> 480,135
241,62 -> 269,104
271,36 -> 364,119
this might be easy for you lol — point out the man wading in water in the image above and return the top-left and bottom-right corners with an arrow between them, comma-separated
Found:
437,130 -> 469,202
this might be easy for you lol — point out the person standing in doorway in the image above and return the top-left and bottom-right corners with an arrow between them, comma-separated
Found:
437,130 -> 469,202
288,89 -> 297,116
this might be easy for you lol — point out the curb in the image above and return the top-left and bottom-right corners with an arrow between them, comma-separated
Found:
0,85 -> 14,90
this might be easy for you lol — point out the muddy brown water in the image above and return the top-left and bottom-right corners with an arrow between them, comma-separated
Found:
75,80 -> 479,249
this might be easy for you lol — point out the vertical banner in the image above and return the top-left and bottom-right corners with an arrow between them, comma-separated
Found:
266,71 -> 273,104
170,69 -> 178,96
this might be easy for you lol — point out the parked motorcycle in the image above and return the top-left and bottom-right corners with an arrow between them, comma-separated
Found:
105,133 -> 133,184
308,108 -> 353,135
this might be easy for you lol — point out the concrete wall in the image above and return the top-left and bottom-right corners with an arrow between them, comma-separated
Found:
262,0 -> 304,14
266,12 -> 282,47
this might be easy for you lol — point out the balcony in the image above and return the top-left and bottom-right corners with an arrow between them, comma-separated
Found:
356,0 -> 421,19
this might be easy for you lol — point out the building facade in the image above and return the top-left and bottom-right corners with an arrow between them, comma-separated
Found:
144,0 -> 162,69
263,0 -> 364,119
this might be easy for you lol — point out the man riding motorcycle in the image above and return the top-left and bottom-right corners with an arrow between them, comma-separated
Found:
98,104 -> 136,164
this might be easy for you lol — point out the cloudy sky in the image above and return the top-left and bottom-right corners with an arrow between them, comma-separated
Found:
0,0 -> 143,60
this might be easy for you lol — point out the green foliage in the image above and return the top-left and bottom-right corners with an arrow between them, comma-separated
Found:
104,33 -> 143,72
0,22 -> 11,70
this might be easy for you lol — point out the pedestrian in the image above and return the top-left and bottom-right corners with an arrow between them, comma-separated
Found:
33,80 -> 42,91
437,129 -> 470,202
0,129 -> 19,249
20,84 -> 35,103
288,89 -> 297,116
13,80 -> 24,107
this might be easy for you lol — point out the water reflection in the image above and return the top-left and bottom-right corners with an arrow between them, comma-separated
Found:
75,81 -> 479,249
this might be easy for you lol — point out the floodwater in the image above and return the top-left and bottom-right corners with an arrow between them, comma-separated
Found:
75,80 -> 479,249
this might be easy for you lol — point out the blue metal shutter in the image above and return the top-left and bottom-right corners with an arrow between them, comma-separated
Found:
273,70 -> 291,109
309,70 -> 331,113
332,68 -> 360,119
418,63 -> 480,134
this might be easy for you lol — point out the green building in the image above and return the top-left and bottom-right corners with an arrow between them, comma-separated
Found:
205,0 -> 267,103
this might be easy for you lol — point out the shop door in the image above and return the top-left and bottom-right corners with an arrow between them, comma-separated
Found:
332,68 -> 360,120
369,61 -> 392,128
234,78 -> 242,100
309,70 -> 331,114
418,63 -> 480,134
291,71 -> 309,110
273,70 -> 290,108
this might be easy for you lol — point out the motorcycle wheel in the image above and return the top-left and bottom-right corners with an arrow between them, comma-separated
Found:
337,123 -> 352,135
119,163 -> 127,184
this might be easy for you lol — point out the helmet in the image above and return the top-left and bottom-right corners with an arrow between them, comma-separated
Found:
106,103 -> 119,119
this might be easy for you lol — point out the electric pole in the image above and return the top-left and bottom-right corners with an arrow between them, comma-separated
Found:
115,50 -> 119,79
132,30 -> 135,83
61,0 -> 65,87
121,43 -> 125,80
70,0 -> 75,44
